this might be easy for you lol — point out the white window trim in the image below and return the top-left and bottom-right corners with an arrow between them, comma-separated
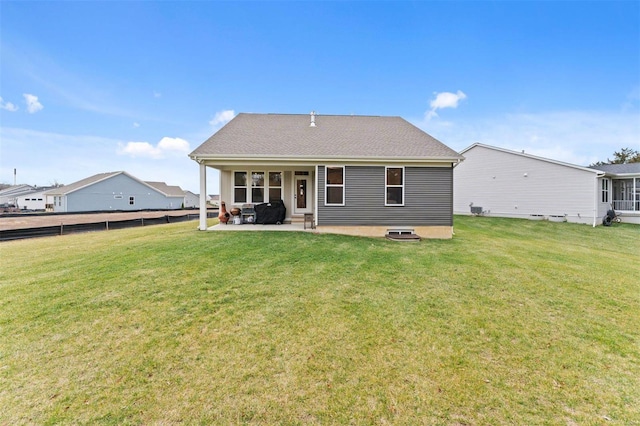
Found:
233,170 -> 283,204
385,166 -> 405,206
325,166 -> 345,206
251,171 -> 266,204
601,178 -> 609,203
233,171 -> 248,204
267,171 -> 283,202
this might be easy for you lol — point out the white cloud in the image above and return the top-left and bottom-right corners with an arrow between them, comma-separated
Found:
209,109 -> 236,128
117,141 -> 161,159
153,91 -> 162,98
117,137 -> 190,159
426,90 -> 467,120
157,136 -> 190,153
0,97 -> 19,112
1,127 -> 215,193
133,122 -> 140,128
23,93 -> 43,113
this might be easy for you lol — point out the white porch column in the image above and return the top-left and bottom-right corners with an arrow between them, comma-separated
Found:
199,162 -> 208,231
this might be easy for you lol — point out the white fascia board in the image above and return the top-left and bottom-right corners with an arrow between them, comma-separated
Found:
463,143 -> 601,175
48,172 -> 123,196
194,155 -> 460,167
603,172 -> 640,178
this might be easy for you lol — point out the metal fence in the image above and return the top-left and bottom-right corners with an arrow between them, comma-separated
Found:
0,212 -> 217,242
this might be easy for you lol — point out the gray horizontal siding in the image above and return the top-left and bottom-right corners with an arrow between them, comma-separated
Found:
317,166 -> 452,226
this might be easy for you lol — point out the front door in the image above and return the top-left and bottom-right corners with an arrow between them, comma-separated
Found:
293,176 -> 312,214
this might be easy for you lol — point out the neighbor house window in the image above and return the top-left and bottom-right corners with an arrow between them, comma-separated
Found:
601,179 -> 609,203
129,196 -> 135,205
234,172 -> 248,203
386,167 -> 404,206
325,166 -> 345,205
268,172 -> 282,202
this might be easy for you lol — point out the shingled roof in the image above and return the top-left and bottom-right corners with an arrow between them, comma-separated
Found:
44,172 -> 183,197
146,181 -> 185,197
590,163 -> 640,175
44,172 -> 122,195
190,113 -> 462,161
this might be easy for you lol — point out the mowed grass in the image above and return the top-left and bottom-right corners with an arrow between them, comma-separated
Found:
0,217 -> 639,425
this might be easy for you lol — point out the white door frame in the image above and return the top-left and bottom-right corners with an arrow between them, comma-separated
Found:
293,175 -> 312,215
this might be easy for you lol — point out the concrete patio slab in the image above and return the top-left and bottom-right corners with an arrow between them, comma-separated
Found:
208,223 -> 312,232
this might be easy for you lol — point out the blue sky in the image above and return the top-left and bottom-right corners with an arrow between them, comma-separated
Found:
1,1 -> 639,193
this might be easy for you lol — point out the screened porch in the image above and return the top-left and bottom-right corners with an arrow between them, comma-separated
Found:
612,177 -> 640,211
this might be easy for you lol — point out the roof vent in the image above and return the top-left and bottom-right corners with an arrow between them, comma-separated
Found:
310,111 -> 316,127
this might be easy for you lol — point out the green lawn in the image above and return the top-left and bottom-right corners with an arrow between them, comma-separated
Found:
1,216 -> 639,425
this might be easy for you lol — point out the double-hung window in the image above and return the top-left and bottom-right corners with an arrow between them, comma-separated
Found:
325,166 -> 345,205
268,172 -> 282,202
251,172 -> 265,203
385,167 -> 404,206
601,179 -> 609,203
234,170 -> 283,204
234,172 -> 248,203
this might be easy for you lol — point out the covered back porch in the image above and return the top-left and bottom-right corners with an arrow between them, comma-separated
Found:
196,162 -> 316,230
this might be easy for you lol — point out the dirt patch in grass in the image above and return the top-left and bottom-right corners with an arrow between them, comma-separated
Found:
0,210 -> 202,231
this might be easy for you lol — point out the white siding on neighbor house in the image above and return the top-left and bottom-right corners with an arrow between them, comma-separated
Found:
16,190 -> 48,210
454,145 -> 601,225
597,177 -> 612,221
183,191 -> 200,208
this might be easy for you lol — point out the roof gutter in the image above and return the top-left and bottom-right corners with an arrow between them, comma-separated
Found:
189,154 -> 463,164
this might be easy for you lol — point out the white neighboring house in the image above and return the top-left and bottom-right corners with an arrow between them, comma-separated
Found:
208,194 -> 220,208
454,143 -> 640,226
183,190 -> 200,209
0,184 -> 36,207
16,187 -> 53,211
592,163 -> 640,224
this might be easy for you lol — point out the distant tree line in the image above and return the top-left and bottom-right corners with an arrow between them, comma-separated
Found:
590,147 -> 640,167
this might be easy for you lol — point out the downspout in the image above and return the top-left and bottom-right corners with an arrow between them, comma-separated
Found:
593,172 -> 605,227
452,158 -> 463,235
